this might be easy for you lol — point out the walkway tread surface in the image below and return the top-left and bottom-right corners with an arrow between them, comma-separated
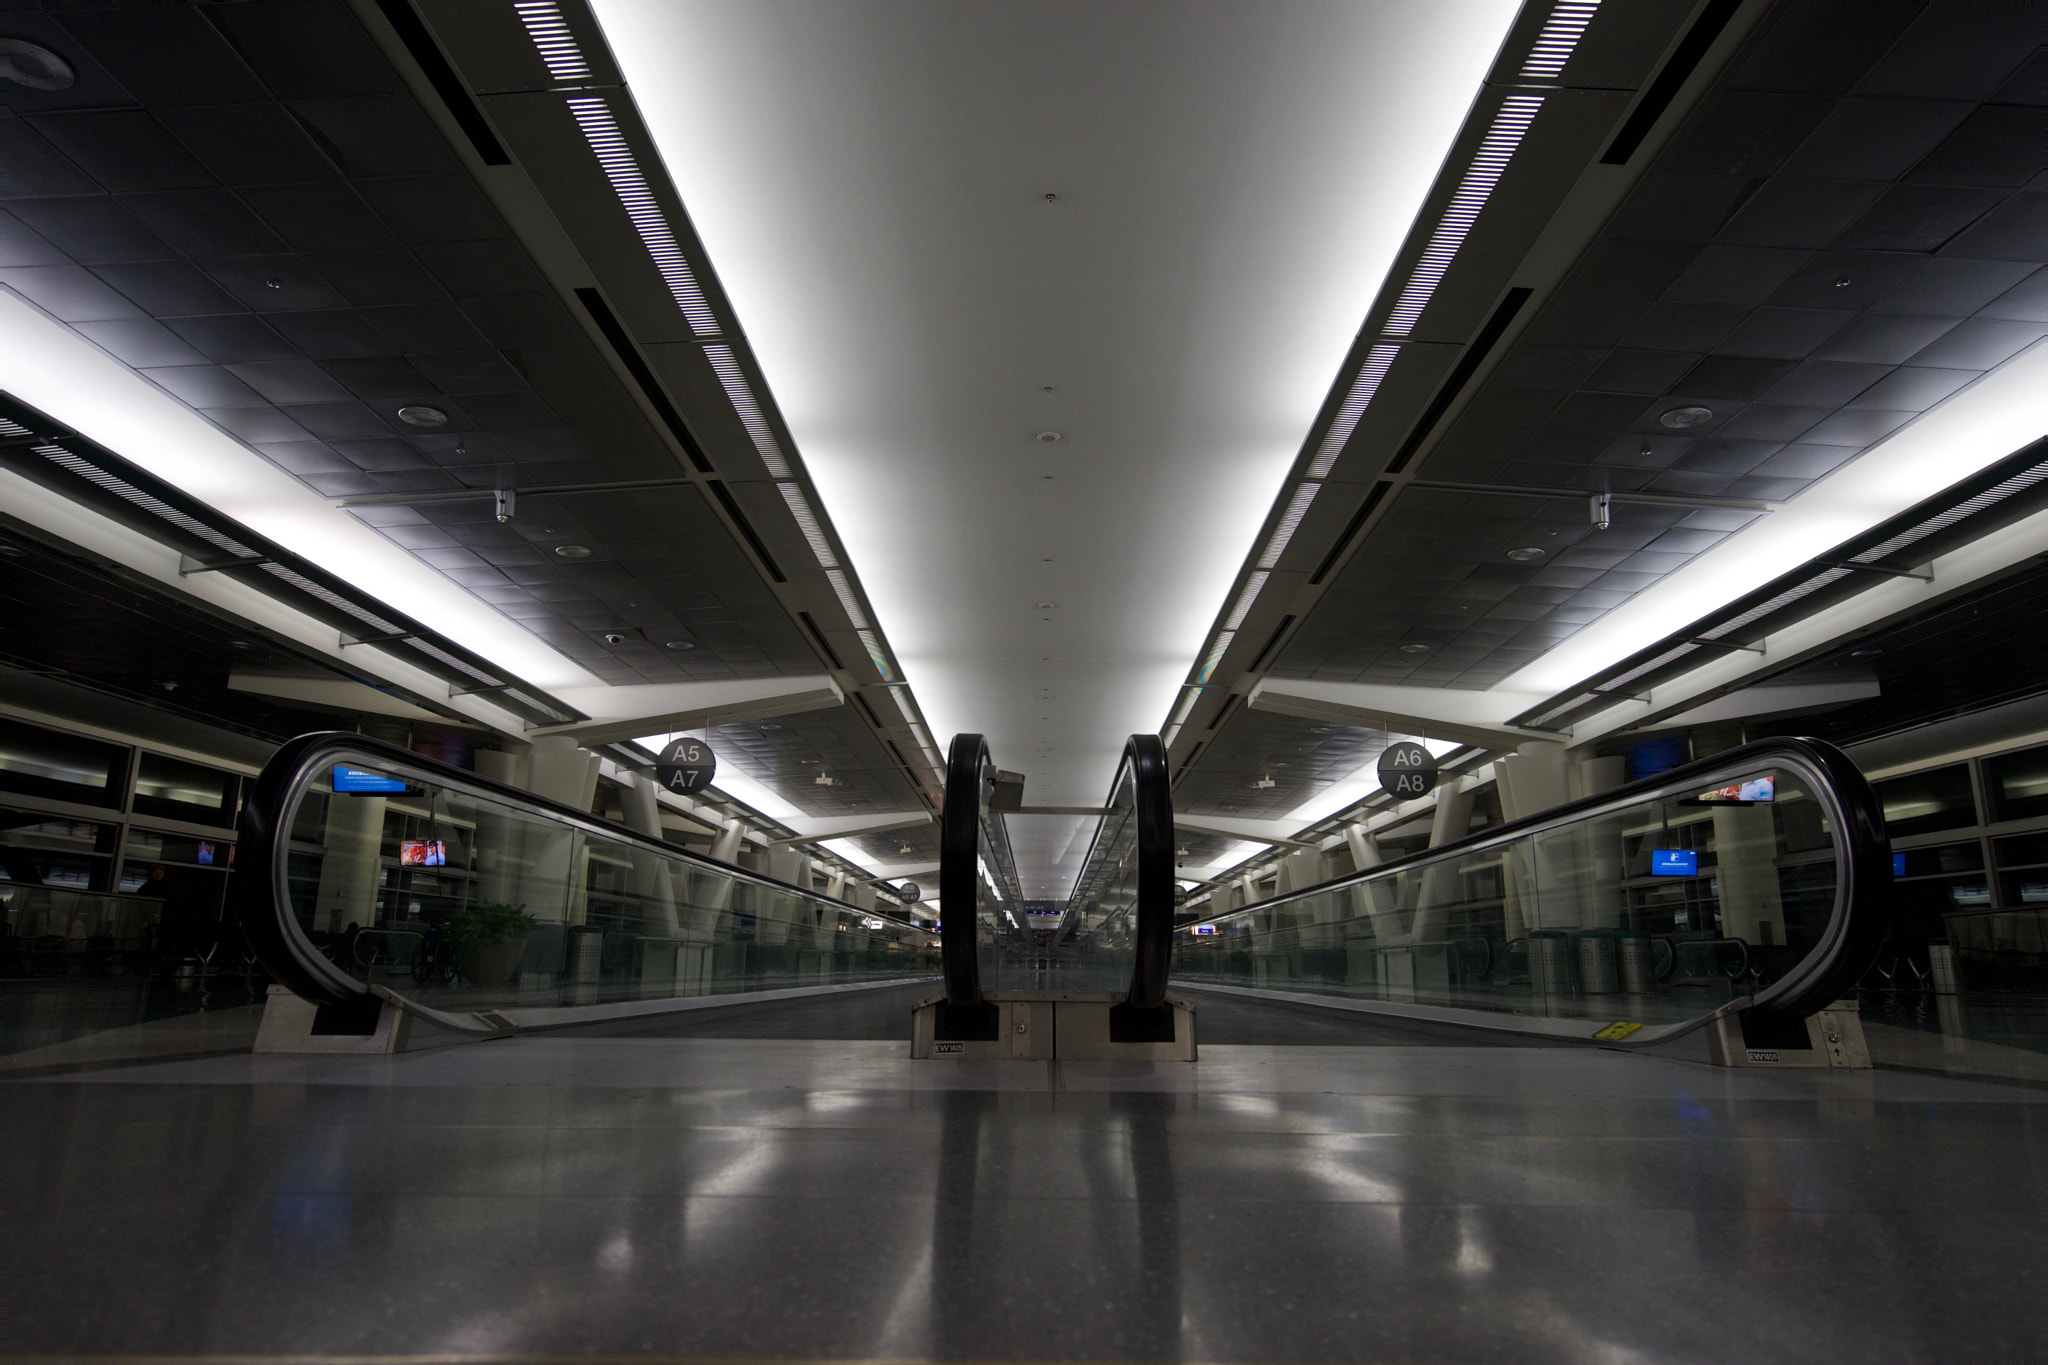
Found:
6,1025 -> 2042,1363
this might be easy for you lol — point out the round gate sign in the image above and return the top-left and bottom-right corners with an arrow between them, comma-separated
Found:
1377,741 -> 1439,799
896,881 -> 922,905
655,737 -> 716,795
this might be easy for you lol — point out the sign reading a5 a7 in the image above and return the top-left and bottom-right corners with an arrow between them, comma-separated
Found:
1377,741 -> 1439,798
656,738 -> 717,794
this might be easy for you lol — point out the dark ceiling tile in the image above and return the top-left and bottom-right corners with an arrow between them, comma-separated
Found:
459,392 -> 561,430
353,176 -> 504,245
1645,469 -> 1736,497
1908,106 -> 2048,187
1718,475 -> 1812,501
1714,306 -> 1855,358
225,359 -> 356,404
50,8 -> 270,106
319,355 -> 438,401
1991,48 -> 2048,104
154,104 -> 340,186
254,441 -> 356,477
92,260 -> 242,316
1780,98 -> 1976,180
1454,386 -> 1566,427
1798,407 -> 1916,447
69,318 -> 208,368
1832,184 -> 2007,252
165,313 -> 298,362
1545,389 -> 1660,430
1871,257 -> 2037,315
412,240 -> 543,299
1730,0 -> 1927,95
1755,443 -> 1857,478
6,198 -> 174,264
1716,403 -> 1830,440
0,112 -> 102,199
0,209 -> 64,268
0,264 -> 147,322
1617,302 -> 1746,351
359,302 -> 493,353
1938,193 -> 2048,260
1762,359 -> 1892,405
1814,313 -> 1960,363
1673,438 -> 1783,474
1854,0 -> 2048,101
1767,251 -> 1930,309
1666,91 -> 1836,176
280,401 -> 399,441
1568,239 -> 1701,300
408,350 -> 530,395
1492,345 -> 1608,390
119,188 -> 286,256
286,97 -> 453,179
198,254 -> 348,312
1584,347 -> 1701,394
261,308 -> 387,358
141,364 -> 264,408
1980,267 -> 2048,321
305,247 -> 447,306
1677,507 -> 1764,532
1671,355 -> 1799,400
207,1 -> 399,100
27,111 -> 212,193
300,471 -> 385,497
1605,173 -> 1759,242
1909,316 -> 2048,368
239,183 -> 396,252
1519,295 -> 1647,348
1665,244 -> 1812,304
1845,366 -> 1977,409
1716,180 -> 1887,249
1645,527 -> 1731,555
205,406 -> 310,443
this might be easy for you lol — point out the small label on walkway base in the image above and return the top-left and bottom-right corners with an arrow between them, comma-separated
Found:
935,1041 -> 964,1054
1747,1049 -> 1780,1063
1593,1021 -> 1642,1041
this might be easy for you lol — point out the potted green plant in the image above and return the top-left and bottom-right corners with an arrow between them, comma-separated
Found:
448,901 -> 538,986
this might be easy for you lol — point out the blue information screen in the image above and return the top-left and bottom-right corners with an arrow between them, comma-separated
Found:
1650,848 -> 1698,877
1894,852 -> 1908,877
332,765 -> 408,794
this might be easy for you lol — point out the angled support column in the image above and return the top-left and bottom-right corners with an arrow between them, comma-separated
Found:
530,676 -> 845,747
1246,678 -> 1556,751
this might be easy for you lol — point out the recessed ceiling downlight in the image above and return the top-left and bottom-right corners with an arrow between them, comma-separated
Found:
1506,546 -> 1547,562
1036,431 -> 1062,443
664,639 -> 696,650
398,405 -> 449,428
0,40 -> 75,90
1659,406 -> 1713,429
553,544 -> 592,559
1399,643 -> 1430,655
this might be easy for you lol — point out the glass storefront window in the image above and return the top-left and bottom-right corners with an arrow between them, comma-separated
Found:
132,753 -> 238,826
1895,842 -> 1985,877
0,718 -> 128,808
1985,744 -> 2048,825
1873,764 -> 1977,838
0,809 -> 116,892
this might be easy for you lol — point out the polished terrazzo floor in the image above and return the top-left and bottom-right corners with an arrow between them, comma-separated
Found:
4,1012 -> 2043,1363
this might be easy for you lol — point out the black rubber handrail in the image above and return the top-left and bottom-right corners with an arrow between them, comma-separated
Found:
1179,736 -> 1889,1030
938,732 -> 993,1009
1123,734 -> 1175,1011
234,730 -> 926,1007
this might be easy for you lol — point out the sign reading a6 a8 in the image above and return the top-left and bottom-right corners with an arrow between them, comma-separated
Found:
1377,741 -> 1439,798
656,738 -> 717,794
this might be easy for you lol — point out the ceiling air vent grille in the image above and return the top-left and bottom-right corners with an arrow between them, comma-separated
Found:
513,0 -> 594,83
565,97 -> 719,336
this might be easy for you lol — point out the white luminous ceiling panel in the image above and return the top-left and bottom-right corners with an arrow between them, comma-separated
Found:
0,292 -> 599,694
591,0 -> 1522,891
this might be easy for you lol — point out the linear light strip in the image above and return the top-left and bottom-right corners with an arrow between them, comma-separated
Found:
1520,0 -> 1603,79
1223,571 -> 1269,633
777,481 -> 837,567
1257,483 -> 1321,569
564,97 -> 720,336
1383,96 -> 1544,338
825,567 -> 869,629
701,343 -> 794,478
857,629 -> 892,681
1195,631 -> 1236,686
1307,344 -> 1400,478
39,446 -> 259,559
512,0 -> 595,83
257,562 -> 406,638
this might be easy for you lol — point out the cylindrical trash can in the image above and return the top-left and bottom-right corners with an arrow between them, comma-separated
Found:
1575,930 -> 1618,995
1927,940 -> 1960,995
1617,930 -> 1658,993
569,926 -> 605,984
1529,929 -> 1573,994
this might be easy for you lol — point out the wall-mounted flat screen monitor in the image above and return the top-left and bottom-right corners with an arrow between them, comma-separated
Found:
1650,848 -> 1698,877
1193,923 -> 1218,935
399,839 -> 446,867
1894,853 -> 1908,877
1687,775 -> 1775,805
332,765 -> 407,794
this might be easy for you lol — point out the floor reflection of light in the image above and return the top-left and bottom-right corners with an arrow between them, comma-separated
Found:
1304,1147 -> 1403,1203
869,1240 -> 934,1360
805,1090 -> 867,1113
1454,1209 -> 1492,1276
598,1230 -> 633,1273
